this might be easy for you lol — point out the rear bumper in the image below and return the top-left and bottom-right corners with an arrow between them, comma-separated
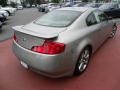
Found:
12,41 -> 74,78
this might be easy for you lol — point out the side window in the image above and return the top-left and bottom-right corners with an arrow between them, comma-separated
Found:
86,13 -> 97,26
94,11 -> 108,22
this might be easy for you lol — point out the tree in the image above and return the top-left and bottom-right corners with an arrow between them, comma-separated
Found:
25,0 -> 37,6
51,0 -> 60,3
82,0 -> 89,2
36,0 -> 44,4
10,1 -> 17,8
29,0 -> 34,6
36,0 -> 45,4
0,0 -> 7,6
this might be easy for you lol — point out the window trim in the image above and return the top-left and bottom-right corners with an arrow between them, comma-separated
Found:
93,10 -> 108,23
86,12 -> 98,26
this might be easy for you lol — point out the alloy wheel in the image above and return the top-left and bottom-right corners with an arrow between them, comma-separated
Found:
74,47 -> 91,75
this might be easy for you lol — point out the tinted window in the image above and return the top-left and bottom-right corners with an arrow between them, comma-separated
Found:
94,11 -> 108,22
35,10 -> 81,27
86,13 -> 97,26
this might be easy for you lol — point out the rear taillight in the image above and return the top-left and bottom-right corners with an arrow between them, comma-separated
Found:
31,40 -> 65,54
13,34 -> 17,41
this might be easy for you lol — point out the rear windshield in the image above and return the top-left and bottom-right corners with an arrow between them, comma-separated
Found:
34,10 -> 81,27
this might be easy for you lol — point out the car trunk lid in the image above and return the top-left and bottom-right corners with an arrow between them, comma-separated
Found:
13,22 -> 67,39
13,23 -> 67,50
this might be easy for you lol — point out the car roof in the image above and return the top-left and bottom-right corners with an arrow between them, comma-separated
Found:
58,7 -> 94,12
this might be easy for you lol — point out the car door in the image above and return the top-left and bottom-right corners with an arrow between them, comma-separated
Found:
93,10 -> 113,42
86,12 -> 104,51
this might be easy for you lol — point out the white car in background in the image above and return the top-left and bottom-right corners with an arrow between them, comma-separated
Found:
5,6 -> 17,13
45,3 -> 61,13
0,6 -> 16,15
17,5 -> 23,10
38,4 -> 48,12
0,10 -> 9,17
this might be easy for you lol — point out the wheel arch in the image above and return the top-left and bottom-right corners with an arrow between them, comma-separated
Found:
5,10 -> 10,16
71,39 -> 93,71
73,42 -> 93,75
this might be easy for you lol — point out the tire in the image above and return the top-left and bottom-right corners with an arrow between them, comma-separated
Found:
42,9 -> 45,12
110,25 -> 117,38
74,47 -> 91,75
5,10 -> 11,16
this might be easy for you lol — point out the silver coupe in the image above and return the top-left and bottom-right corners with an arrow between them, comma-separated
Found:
12,7 -> 117,78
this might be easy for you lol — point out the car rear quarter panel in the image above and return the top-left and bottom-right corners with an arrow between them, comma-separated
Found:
57,10 -> 113,70
57,26 -> 98,70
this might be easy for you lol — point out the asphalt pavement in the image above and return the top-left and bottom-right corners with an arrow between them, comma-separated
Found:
0,8 -> 44,42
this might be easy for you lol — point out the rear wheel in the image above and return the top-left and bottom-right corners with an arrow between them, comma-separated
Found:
42,9 -> 45,12
74,47 -> 91,75
5,10 -> 10,16
110,25 -> 117,38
